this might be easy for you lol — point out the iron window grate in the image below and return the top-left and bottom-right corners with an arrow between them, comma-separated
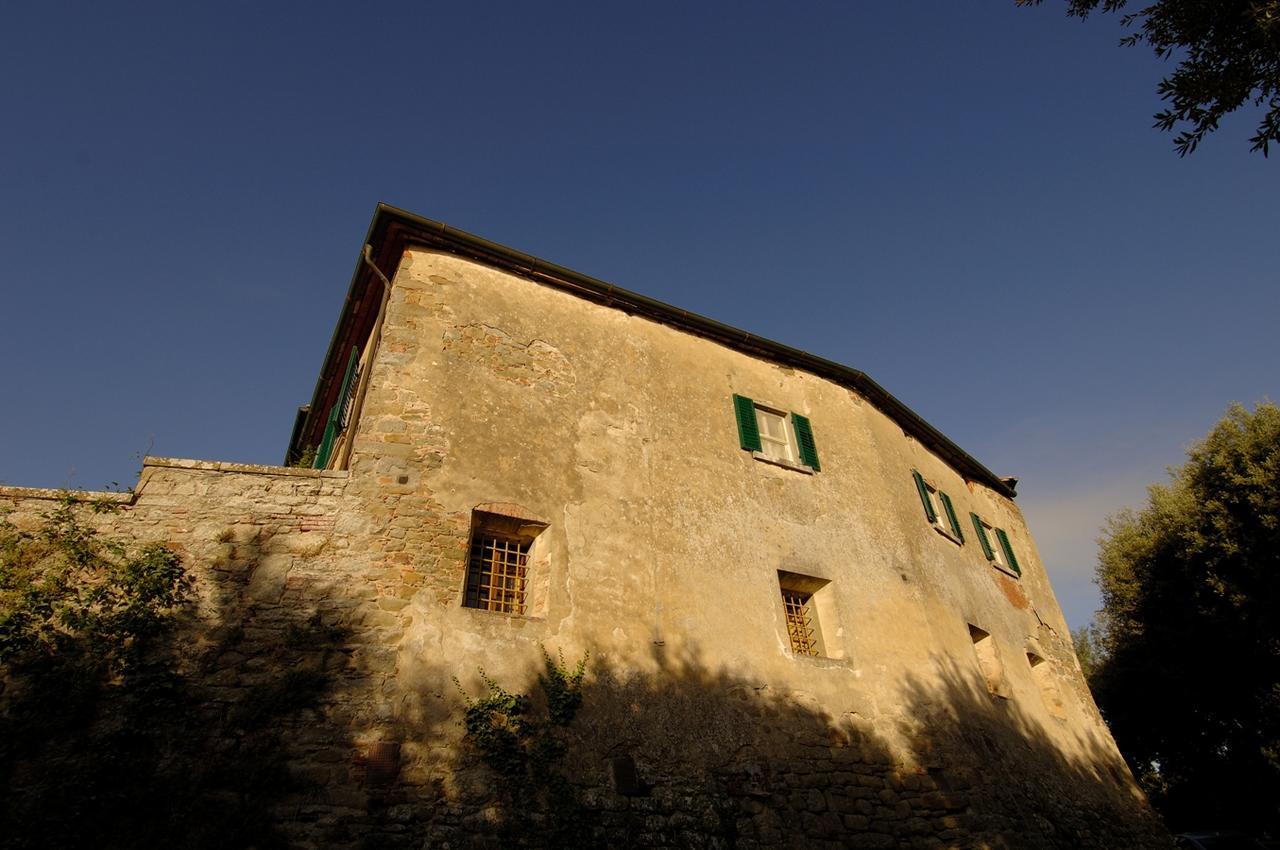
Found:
782,589 -> 819,656
464,534 -> 530,615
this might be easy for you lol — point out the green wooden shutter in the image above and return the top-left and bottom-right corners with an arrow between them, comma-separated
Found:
971,513 -> 995,561
314,347 -> 361,469
733,395 -> 762,452
791,413 -> 820,471
314,417 -> 337,468
939,492 -> 964,542
995,528 -> 1021,576
336,346 -> 360,428
912,470 -> 937,522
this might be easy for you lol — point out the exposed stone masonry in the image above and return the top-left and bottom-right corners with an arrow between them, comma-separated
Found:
0,456 -> 1168,848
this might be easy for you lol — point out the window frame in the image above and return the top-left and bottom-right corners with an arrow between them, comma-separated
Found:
969,512 -> 1022,578
912,470 -> 965,545
754,406 -> 797,465
460,509 -> 549,616
733,394 -> 820,474
1027,650 -> 1068,720
781,587 -> 820,657
776,570 -> 845,660
968,623 -> 1012,699
463,531 -> 532,615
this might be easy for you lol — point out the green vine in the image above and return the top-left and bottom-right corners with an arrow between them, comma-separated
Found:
454,648 -> 594,844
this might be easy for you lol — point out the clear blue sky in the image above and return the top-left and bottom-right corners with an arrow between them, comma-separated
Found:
1,2 -> 1274,629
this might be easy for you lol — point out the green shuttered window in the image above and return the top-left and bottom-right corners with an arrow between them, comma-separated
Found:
995,528 -> 1021,576
912,470 -> 938,523
733,395 -> 819,472
914,470 -> 966,546
791,413 -> 820,471
971,512 -> 1022,578
314,346 -> 361,469
733,394 -> 762,452
971,512 -> 995,561
939,492 -> 964,542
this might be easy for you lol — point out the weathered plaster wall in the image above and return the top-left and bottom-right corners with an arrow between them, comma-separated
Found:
353,249 -> 1092,715
339,246 -> 1165,846
1,246 -> 1169,848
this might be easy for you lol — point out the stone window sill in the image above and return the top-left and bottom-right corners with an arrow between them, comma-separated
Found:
932,524 -> 963,546
789,653 -> 852,670
751,452 -> 815,475
458,605 -> 545,623
991,562 -> 1021,580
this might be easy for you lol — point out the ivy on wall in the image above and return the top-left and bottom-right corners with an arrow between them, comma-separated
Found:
455,649 -> 595,845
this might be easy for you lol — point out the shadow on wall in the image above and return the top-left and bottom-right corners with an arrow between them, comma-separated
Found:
0,521 -> 353,850
359,643 -> 1169,848
1,516 -> 1169,849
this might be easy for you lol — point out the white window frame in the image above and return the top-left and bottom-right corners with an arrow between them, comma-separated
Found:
925,480 -> 963,544
750,403 -> 814,474
755,406 -> 795,464
979,518 -> 1011,570
972,515 -> 1021,577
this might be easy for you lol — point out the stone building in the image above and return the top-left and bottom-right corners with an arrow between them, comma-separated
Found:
1,204 -> 1169,848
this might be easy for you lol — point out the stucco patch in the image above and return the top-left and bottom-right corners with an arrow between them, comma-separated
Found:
994,573 -> 1030,609
441,322 -> 575,393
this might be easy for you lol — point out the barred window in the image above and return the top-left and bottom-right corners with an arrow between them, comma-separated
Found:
777,570 -> 832,658
461,507 -> 548,617
782,589 -> 819,656
464,533 -> 530,614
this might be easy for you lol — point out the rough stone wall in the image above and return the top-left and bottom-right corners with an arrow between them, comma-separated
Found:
0,245 -> 1172,848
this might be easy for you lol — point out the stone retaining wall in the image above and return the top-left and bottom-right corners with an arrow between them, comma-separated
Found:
1,455 -> 1168,848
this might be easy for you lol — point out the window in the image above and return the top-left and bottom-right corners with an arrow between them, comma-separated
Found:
782,588 -> 819,655
1027,652 -> 1067,720
464,534 -> 529,613
777,571 -> 841,658
756,407 -> 795,464
911,470 -> 965,543
462,509 -> 547,615
733,394 -> 820,471
969,624 -> 1011,698
969,513 -> 1022,577
314,345 -> 362,469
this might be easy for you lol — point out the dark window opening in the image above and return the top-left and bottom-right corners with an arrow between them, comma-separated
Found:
464,533 -> 531,614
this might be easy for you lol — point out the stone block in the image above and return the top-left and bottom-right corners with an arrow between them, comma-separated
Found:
246,554 -> 293,603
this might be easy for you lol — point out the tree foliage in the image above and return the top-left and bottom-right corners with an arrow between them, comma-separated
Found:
1,498 -> 346,849
0,496 -> 188,674
1021,0 -> 1280,155
1071,622 -> 1103,680
1089,402 -> 1280,834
